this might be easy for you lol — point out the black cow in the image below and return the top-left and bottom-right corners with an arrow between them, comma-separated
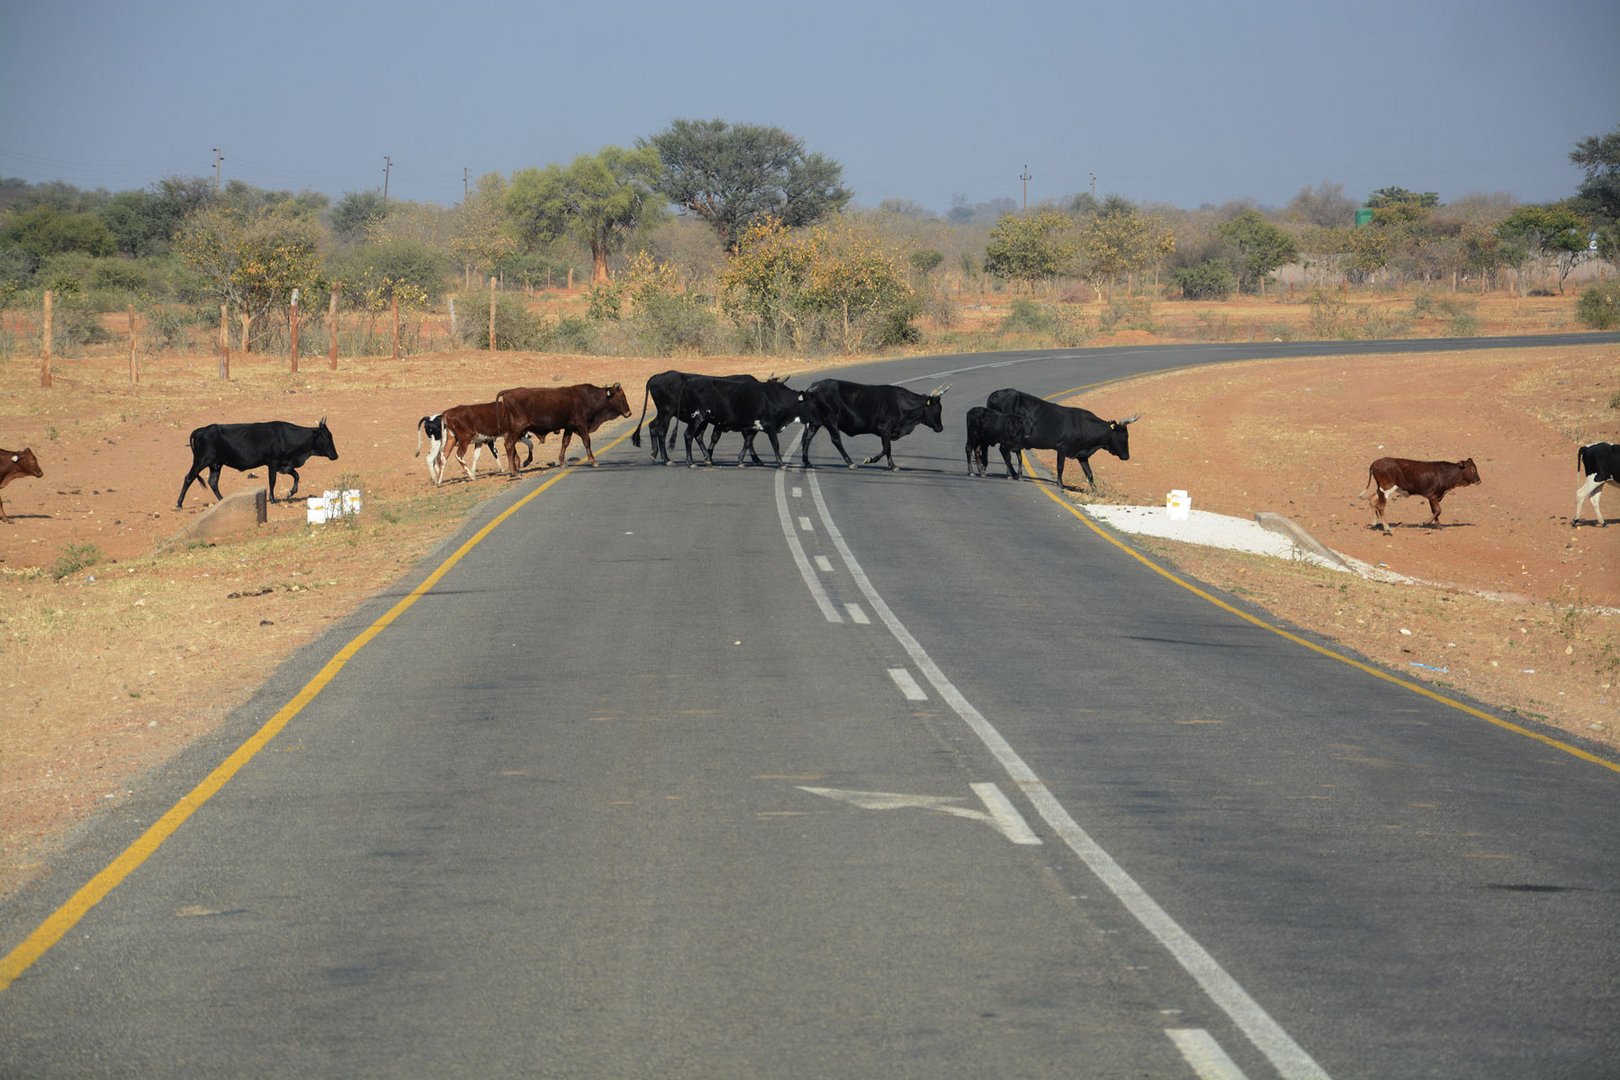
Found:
799,379 -> 949,470
983,388 -> 1138,490
177,419 -> 339,508
1574,441 -> 1620,527
964,405 -> 1029,478
683,379 -> 806,467
632,371 -> 785,464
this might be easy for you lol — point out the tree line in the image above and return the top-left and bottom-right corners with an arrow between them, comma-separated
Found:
3,119 -> 1617,357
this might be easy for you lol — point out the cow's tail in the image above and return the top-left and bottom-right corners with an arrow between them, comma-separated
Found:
1577,444 -> 1589,476
414,415 -> 430,458
1359,465 -> 1377,500
631,383 -> 653,447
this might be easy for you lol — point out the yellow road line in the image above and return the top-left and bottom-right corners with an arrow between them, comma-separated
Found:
1022,456 -> 1620,776
0,431 -> 634,992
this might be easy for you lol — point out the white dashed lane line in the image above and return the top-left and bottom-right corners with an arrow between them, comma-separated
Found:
887,667 -> 927,701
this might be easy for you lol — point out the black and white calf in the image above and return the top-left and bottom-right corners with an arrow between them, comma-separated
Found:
1574,441 -> 1619,527
415,413 -> 532,485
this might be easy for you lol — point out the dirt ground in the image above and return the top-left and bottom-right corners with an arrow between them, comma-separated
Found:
2,293 -> 1617,901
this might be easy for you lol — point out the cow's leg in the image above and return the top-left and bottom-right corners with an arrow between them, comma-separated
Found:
799,425 -> 820,468
1077,452 -> 1100,488
999,445 -> 1021,479
504,433 -> 522,475
468,441 -> 486,479
684,419 -> 702,467
207,465 -> 226,501
1372,487 -> 1392,533
825,429 -> 856,468
743,430 -> 770,467
282,466 -> 301,501
1425,494 -> 1444,526
177,463 -> 206,508
1573,476 -> 1604,526
576,430 -> 596,467
1054,454 -> 1067,489
764,429 -> 784,467
519,435 -> 535,470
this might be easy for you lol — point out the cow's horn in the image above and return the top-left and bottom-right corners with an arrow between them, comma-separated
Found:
1121,413 -> 1140,425
319,415 -> 328,426
930,384 -> 951,398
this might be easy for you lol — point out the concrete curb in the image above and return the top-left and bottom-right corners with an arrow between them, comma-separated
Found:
164,488 -> 267,549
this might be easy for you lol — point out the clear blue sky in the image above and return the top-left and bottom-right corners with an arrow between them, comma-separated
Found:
3,0 -> 1616,214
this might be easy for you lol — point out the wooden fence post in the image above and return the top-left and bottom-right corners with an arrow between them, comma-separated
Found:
289,289 -> 300,373
329,285 -> 340,369
488,276 -> 497,351
240,313 -> 251,358
128,305 -> 138,384
220,305 -> 230,380
40,290 -> 52,388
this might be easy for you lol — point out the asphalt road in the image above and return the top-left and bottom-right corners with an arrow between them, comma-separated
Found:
4,337 -> 1618,1079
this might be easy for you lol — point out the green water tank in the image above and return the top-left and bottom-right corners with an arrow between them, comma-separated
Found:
1355,207 -> 1374,227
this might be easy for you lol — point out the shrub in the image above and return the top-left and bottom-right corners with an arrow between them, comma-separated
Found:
457,293 -> 546,350
1000,298 -> 1062,335
1171,260 -> 1235,300
544,315 -> 596,354
53,543 -> 102,580
1575,280 -> 1620,330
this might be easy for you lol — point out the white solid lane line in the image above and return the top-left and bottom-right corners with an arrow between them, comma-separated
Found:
798,469 -> 1330,1080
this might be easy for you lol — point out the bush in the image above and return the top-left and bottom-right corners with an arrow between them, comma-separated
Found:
544,315 -> 596,354
1575,280 -> 1620,330
457,293 -> 546,350
1171,260 -> 1235,300
1000,298 -> 1062,334
52,543 -> 102,580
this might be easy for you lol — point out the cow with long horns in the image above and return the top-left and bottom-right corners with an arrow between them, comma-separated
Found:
982,388 -> 1138,490
798,378 -> 949,470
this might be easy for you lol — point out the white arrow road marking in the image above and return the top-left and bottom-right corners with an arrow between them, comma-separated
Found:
798,784 -> 1042,845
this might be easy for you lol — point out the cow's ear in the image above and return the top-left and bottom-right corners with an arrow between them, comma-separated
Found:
9,455 -> 16,463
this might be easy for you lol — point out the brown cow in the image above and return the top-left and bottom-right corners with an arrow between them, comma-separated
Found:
493,383 -> 631,473
422,405 -> 536,486
1362,456 -> 1481,534
0,447 -> 44,523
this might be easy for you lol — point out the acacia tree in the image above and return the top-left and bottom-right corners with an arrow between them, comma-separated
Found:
1076,200 -> 1174,299
507,146 -> 664,284
1217,209 -> 1298,293
450,173 -> 518,286
1570,125 -> 1620,266
1496,204 -> 1590,293
178,204 -> 322,347
982,210 -> 1075,291
644,119 -> 851,249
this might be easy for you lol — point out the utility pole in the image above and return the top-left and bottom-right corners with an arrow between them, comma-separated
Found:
1020,165 -> 1032,211
212,147 -> 223,192
382,155 -> 392,207
463,167 -> 470,202
1090,172 -> 1096,200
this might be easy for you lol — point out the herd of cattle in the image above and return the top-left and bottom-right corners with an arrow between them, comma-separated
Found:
0,371 -> 1617,532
